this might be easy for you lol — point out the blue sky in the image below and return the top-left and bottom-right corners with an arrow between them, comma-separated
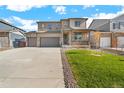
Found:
0,5 -> 123,31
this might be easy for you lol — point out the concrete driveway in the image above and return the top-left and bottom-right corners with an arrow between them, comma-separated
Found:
0,48 -> 65,88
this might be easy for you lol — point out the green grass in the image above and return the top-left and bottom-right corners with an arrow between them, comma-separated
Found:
66,49 -> 124,88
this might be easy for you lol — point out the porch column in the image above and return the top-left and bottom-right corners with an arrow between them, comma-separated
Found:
61,29 -> 64,46
36,34 -> 40,47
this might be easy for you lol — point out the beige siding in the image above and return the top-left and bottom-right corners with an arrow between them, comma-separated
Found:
37,32 -> 61,37
0,37 -> 9,48
0,32 -> 9,48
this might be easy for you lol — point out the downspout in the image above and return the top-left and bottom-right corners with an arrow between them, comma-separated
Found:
61,28 -> 63,47
9,31 -> 13,48
89,30 -> 91,48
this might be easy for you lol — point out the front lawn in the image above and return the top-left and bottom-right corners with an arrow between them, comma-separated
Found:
66,49 -> 124,88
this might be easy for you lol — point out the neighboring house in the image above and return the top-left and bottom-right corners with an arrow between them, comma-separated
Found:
110,14 -> 124,48
0,19 -> 26,48
26,18 -> 93,47
89,14 -> 124,48
110,14 -> 124,32
88,19 -> 110,32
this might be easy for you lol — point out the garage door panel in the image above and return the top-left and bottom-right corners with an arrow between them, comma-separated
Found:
100,37 -> 111,48
117,37 -> 124,48
27,37 -> 37,47
40,37 -> 60,47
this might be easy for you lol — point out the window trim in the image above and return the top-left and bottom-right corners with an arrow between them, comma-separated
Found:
74,21 -> 81,27
113,22 -> 120,29
73,32 -> 83,41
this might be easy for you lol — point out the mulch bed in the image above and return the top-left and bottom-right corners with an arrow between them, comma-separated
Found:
61,48 -> 79,88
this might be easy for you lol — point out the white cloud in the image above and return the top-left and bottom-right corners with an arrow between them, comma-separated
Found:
48,17 -> 51,19
93,13 -> 116,19
86,6 -> 124,28
92,6 -> 124,19
5,16 -> 38,31
1,0 -> 124,5
71,8 -> 78,13
6,5 -> 46,12
83,5 -> 95,9
52,5 -> 66,15
96,9 -> 99,11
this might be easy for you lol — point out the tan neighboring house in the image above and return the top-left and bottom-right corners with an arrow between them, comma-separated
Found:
26,18 -> 93,47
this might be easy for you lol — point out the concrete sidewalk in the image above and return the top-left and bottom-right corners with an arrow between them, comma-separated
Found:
107,48 -> 124,51
0,48 -> 65,88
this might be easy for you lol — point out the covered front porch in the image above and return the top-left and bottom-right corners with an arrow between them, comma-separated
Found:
62,29 -> 91,48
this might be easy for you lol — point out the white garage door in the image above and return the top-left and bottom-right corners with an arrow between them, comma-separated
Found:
117,37 -> 124,48
100,37 -> 111,48
40,37 -> 60,47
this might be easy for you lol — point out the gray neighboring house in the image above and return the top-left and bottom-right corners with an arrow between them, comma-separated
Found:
0,19 -> 26,48
89,14 -> 124,48
88,19 -> 110,32
110,14 -> 124,32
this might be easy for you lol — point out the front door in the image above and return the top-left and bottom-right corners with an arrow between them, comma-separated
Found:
63,34 -> 69,45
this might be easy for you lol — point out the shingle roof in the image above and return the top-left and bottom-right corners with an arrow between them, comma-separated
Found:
88,19 -> 110,30
112,13 -> 124,20
0,19 -> 26,32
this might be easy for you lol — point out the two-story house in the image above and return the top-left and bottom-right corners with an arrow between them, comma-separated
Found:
61,18 -> 91,47
89,14 -> 124,48
0,19 -> 26,49
26,18 -> 92,47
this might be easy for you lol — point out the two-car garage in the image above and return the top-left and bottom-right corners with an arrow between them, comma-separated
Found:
40,37 -> 60,47
26,32 -> 61,47
99,32 -> 124,48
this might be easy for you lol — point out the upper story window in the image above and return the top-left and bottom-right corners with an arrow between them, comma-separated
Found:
75,21 -> 81,27
120,22 -> 124,27
55,24 -> 61,29
45,23 -> 61,31
47,24 -> 52,30
113,22 -> 120,29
